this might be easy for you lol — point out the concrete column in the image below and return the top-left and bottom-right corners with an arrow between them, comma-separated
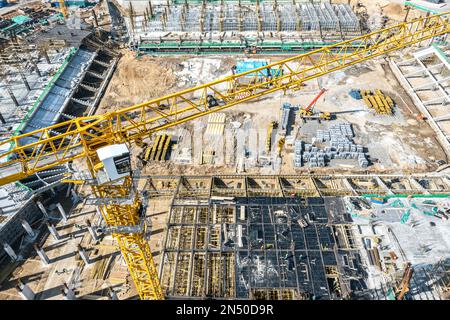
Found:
33,244 -> 50,265
86,219 -> 98,241
6,86 -> 19,107
56,203 -> 68,223
36,201 -> 48,218
21,219 -> 35,237
77,244 -> 90,265
62,283 -> 76,300
17,280 -> 35,300
3,242 -> 18,261
109,289 -> 118,300
19,72 -> 30,91
71,189 -> 81,203
46,222 -> 60,241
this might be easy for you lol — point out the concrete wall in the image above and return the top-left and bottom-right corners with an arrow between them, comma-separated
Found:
0,199 -> 42,263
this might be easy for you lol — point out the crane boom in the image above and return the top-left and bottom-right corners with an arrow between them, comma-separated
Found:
0,13 -> 448,186
0,13 -> 448,300
305,88 -> 327,113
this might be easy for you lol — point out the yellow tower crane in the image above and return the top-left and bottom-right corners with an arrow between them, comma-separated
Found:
0,13 -> 448,300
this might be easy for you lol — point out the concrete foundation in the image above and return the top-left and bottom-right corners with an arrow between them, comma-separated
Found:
33,244 -> 50,266
16,280 -> 35,300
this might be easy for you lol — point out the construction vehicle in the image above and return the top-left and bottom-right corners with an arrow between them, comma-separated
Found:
299,88 -> 331,121
0,13 -> 448,300
395,262 -> 414,300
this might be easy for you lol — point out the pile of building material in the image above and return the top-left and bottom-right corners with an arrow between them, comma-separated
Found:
172,129 -> 192,164
294,123 -> 369,168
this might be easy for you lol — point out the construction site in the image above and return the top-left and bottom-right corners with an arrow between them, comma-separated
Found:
0,0 -> 449,302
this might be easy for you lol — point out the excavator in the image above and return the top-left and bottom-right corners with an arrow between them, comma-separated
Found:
299,88 -> 331,122
0,13 -> 448,300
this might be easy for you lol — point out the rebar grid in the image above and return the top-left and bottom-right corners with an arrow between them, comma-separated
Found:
142,3 -> 359,33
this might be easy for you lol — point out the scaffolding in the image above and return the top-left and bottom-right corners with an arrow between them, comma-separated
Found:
138,2 -> 359,34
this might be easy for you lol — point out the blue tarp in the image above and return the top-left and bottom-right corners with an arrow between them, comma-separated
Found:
349,89 -> 362,100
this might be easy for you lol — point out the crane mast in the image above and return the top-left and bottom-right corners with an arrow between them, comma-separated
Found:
0,13 -> 448,300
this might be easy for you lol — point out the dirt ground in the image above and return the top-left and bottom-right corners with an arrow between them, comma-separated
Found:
98,51 -> 181,111
97,50 -> 446,176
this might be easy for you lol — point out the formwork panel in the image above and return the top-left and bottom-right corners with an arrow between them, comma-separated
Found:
161,193 -> 359,300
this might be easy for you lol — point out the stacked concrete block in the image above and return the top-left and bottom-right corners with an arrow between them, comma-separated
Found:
296,122 -> 368,168
294,140 -> 303,168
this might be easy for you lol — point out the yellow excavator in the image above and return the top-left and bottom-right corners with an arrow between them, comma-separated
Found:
0,13 -> 447,300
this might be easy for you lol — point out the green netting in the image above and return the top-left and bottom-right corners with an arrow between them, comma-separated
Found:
138,41 -> 363,54
11,15 -> 31,25
350,212 -> 370,220
1,22 -> 18,32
